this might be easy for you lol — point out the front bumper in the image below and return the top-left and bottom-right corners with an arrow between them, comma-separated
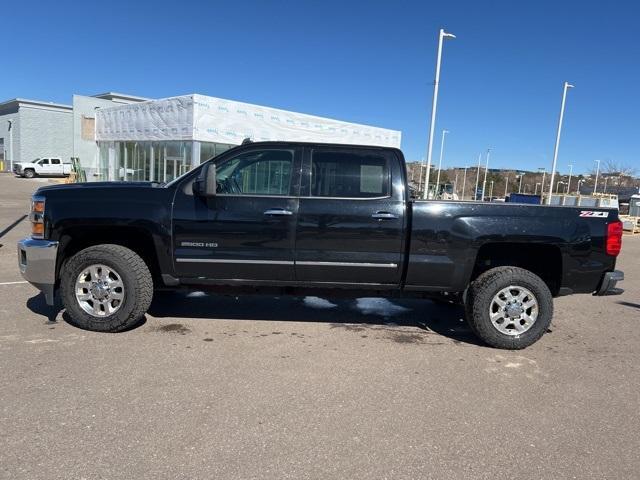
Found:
17,238 -> 59,305
595,270 -> 624,296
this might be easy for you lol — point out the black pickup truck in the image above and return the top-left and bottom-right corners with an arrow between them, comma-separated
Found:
17,141 -> 624,349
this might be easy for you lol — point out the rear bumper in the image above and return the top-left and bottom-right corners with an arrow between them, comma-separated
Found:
17,238 -> 59,305
595,270 -> 624,296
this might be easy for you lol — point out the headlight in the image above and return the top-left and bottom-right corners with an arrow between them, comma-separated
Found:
30,196 -> 45,239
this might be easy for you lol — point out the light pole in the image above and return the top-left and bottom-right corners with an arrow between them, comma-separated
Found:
538,167 -> 546,202
547,81 -> 574,205
423,28 -> 456,199
489,180 -> 494,200
535,182 -> 541,195
518,174 -> 524,193
604,176 -> 608,193
481,149 -> 491,201
567,164 -> 573,195
474,153 -> 482,200
453,170 -> 459,196
435,129 -> 449,196
504,176 -> 509,197
462,166 -> 468,201
593,159 -> 601,194
577,179 -> 584,195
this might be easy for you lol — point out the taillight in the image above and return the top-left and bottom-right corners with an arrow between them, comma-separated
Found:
606,220 -> 623,256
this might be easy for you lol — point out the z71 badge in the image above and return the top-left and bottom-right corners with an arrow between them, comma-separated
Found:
579,211 -> 608,218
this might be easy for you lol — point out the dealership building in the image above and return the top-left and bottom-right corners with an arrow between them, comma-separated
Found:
1,92 -> 401,183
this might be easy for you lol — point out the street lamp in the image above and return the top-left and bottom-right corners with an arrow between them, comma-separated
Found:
547,81 -> 574,205
538,167 -> 546,202
593,159 -> 601,194
423,28 -> 456,199
435,129 -> 449,194
481,149 -> 491,201
567,163 -> 573,195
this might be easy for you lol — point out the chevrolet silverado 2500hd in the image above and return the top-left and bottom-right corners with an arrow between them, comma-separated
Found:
17,142 -> 624,349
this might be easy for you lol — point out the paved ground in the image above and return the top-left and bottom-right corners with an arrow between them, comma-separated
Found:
0,172 -> 638,479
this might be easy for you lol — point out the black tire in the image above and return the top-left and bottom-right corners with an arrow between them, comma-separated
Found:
60,244 -> 153,332
23,169 -> 35,178
465,266 -> 553,349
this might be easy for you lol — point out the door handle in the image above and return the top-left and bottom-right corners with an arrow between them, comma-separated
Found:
264,209 -> 293,216
372,211 -> 398,220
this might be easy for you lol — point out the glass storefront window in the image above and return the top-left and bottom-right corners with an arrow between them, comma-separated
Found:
98,140 -> 237,183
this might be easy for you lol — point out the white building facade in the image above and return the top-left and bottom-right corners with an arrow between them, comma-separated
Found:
95,94 -> 401,183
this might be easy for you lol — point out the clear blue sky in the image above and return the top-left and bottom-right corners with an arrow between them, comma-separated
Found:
3,0 -> 639,174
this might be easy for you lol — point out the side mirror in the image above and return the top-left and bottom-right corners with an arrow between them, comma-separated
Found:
193,163 -> 217,197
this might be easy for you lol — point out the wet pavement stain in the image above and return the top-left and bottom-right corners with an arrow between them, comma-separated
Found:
388,332 -> 425,344
152,323 -> 191,335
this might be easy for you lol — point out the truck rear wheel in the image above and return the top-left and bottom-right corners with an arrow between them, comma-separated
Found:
465,266 -> 553,349
60,244 -> 153,332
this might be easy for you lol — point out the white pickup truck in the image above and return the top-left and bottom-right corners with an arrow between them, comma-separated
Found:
13,158 -> 72,178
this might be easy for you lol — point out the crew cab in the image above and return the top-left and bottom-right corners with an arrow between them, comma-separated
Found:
17,142 -> 624,349
13,157 -> 72,178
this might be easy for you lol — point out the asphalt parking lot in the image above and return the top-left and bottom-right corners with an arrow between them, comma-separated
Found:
0,173 -> 638,479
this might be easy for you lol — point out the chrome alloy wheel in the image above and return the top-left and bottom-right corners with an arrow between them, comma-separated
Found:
74,264 -> 125,317
489,285 -> 539,336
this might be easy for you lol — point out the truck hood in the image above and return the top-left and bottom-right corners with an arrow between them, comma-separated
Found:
35,181 -> 164,194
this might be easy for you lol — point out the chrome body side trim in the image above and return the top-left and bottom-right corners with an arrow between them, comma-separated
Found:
175,258 -> 397,268
296,261 -> 398,268
176,258 -> 294,265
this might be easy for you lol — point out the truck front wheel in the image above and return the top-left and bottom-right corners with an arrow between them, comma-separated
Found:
23,169 -> 35,178
60,244 -> 153,332
465,266 -> 553,349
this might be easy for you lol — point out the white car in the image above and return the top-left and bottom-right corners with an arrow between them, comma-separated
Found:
13,158 -> 72,178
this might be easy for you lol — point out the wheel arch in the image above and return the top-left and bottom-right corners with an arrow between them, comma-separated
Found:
56,226 -> 163,289
470,242 -> 563,296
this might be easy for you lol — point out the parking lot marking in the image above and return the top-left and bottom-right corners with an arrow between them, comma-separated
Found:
0,281 -> 28,285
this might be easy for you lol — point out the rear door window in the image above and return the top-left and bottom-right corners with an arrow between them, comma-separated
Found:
310,149 -> 389,198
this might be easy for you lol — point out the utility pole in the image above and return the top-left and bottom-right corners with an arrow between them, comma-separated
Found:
474,153 -> 482,201
423,29 -> 456,199
435,129 -> 449,196
462,166 -> 468,201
